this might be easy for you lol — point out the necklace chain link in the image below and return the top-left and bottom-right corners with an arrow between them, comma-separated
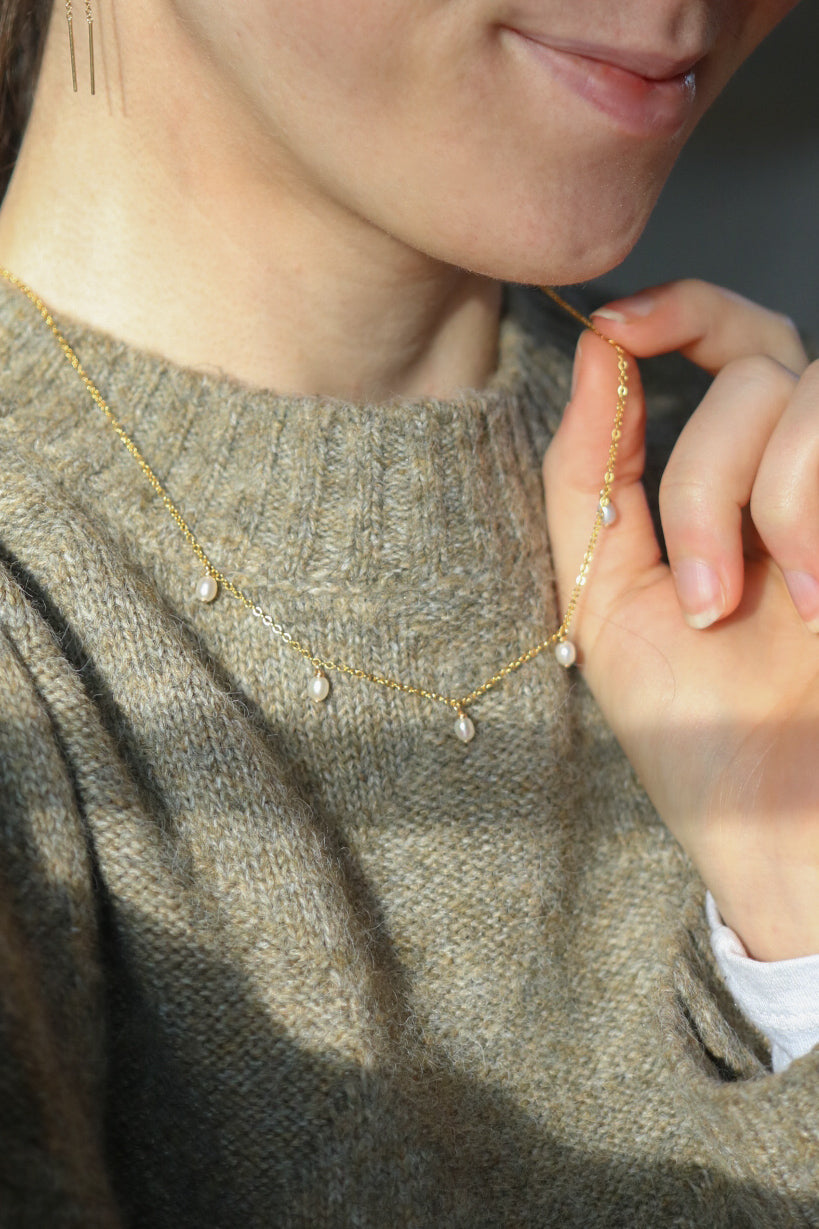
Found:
2,269 -> 628,735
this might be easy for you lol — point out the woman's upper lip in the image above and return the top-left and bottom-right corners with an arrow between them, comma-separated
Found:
504,30 -> 706,82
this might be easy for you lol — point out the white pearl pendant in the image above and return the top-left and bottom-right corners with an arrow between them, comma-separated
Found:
196,573 -> 219,603
308,672 -> 331,703
554,639 -> 577,668
454,713 -> 475,743
600,499 -> 617,527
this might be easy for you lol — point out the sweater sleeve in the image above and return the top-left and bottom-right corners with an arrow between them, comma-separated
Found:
0,620 -> 123,1227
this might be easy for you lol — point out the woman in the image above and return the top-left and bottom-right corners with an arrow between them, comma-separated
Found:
0,0 -> 817,1225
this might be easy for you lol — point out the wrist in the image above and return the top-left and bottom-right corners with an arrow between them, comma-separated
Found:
711,873 -> 819,962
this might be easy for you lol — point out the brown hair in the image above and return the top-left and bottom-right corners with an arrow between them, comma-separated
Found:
0,0 -> 51,198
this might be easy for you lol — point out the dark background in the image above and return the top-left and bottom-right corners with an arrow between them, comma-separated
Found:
590,2 -> 819,333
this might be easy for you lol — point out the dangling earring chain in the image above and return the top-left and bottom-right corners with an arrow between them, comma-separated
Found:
66,0 -> 95,95
1,271 -> 628,743
86,1 -> 96,96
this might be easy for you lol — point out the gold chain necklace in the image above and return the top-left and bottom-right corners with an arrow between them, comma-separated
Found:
2,269 -> 628,742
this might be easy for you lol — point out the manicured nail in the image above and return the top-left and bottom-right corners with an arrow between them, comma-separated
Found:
595,292 -> 656,320
592,307 -> 627,323
783,570 -> 819,632
673,559 -> 724,629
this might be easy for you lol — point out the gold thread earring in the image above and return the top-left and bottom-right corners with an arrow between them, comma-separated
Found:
65,0 -> 78,92
66,0 -> 95,94
85,0 -> 96,96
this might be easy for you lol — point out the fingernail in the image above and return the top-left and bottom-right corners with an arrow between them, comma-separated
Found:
595,291 -> 656,320
673,559 -> 724,629
570,332 -> 586,398
783,570 -> 819,632
592,307 -> 627,323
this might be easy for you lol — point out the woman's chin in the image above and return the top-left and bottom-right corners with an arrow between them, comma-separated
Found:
409,174 -> 662,289
447,219 -> 650,291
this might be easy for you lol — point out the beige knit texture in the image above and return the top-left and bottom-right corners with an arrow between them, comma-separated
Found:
0,281 -> 817,1228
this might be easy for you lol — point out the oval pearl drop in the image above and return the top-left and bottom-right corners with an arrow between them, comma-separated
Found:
454,714 -> 475,743
554,639 -> 577,668
196,574 -> 219,603
600,500 -> 617,527
308,673 -> 330,703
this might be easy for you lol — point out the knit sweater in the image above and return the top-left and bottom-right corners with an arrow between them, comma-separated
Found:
1,279 -> 817,1229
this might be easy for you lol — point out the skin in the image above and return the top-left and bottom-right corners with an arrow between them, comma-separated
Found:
544,286 -> 819,959
0,0 -> 799,395
0,0 -> 813,956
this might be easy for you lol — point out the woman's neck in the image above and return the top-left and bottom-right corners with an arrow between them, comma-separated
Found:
0,6 -> 501,401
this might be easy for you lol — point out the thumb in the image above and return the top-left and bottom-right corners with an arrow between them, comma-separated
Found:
543,329 -> 661,658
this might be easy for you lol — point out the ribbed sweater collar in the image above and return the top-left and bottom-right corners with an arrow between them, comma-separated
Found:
0,280 -> 577,596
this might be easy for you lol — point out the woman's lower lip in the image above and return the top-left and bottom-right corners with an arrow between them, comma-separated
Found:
506,31 -> 697,138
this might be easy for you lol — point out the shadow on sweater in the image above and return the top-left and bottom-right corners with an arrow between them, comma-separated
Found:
96,911 -> 817,1229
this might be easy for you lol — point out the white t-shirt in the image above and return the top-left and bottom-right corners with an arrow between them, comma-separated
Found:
707,893 -> 819,1073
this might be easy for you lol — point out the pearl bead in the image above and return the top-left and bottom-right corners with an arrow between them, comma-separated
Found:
196,574 -> 219,603
554,639 -> 577,668
600,500 -> 617,527
454,713 -> 475,743
308,672 -> 330,703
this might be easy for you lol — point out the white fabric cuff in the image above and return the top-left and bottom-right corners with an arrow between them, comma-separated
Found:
706,892 -> 819,1073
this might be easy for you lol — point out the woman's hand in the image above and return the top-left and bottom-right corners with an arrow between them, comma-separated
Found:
543,279 -> 819,962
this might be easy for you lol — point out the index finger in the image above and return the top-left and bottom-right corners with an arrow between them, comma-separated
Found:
591,279 -> 809,376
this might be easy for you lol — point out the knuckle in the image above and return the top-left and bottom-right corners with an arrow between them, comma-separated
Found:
749,485 -> 798,542
772,312 -> 808,370
656,277 -> 708,308
774,310 -> 800,341
669,277 -> 712,311
717,353 -> 796,395
676,276 -> 709,297
659,470 -> 711,517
